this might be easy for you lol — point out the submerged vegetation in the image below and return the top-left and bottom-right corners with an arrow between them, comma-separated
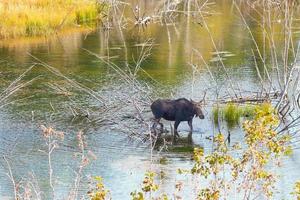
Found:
88,176 -> 110,200
0,0 -> 102,39
169,145 -> 196,153
223,103 -> 242,128
293,181 -> 300,199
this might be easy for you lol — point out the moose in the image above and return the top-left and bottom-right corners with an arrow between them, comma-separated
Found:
150,98 -> 204,141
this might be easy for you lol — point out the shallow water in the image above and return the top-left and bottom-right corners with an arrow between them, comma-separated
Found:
0,1 -> 300,199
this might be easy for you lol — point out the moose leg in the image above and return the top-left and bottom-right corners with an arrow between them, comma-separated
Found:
158,121 -> 164,138
188,119 -> 193,142
152,118 -> 163,138
174,120 -> 181,139
158,121 -> 164,133
152,118 -> 158,135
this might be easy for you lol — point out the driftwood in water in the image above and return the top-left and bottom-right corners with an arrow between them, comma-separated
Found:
220,97 -> 269,104
218,92 -> 280,104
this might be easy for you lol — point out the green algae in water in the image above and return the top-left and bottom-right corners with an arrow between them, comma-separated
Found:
170,146 -> 195,153
170,144 -> 203,153
159,157 -> 168,165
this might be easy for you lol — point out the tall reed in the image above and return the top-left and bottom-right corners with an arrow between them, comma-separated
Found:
0,0 -> 102,39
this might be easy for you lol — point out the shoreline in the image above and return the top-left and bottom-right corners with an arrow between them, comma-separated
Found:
0,0 -> 102,40
0,26 -> 97,48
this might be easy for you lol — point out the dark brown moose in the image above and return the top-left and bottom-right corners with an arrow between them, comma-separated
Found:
150,98 -> 204,141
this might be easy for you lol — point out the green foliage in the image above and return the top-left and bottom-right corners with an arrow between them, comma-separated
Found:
158,194 -> 168,200
130,171 -> 163,200
212,106 -> 219,125
88,176 -> 109,200
75,4 -> 99,24
243,103 -> 291,157
191,134 -> 233,178
198,188 -> 220,200
170,146 -> 195,153
159,157 -> 168,165
224,103 -> 241,128
141,171 -> 159,193
193,103 -> 292,199
130,191 -> 144,200
241,104 -> 256,118
292,181 -> 300,199
0,0 -> 103,39
100,104 -> 293,200
212,103 -> 257,128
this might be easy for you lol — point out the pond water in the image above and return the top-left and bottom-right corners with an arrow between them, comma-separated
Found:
0,1 -> 300,199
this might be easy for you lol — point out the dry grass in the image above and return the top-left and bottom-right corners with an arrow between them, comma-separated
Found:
0,0 -> 100,39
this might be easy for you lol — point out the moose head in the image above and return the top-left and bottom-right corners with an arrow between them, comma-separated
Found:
191,99 -> 205,119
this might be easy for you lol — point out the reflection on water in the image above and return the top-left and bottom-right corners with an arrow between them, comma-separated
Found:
0,1 -> 300,199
